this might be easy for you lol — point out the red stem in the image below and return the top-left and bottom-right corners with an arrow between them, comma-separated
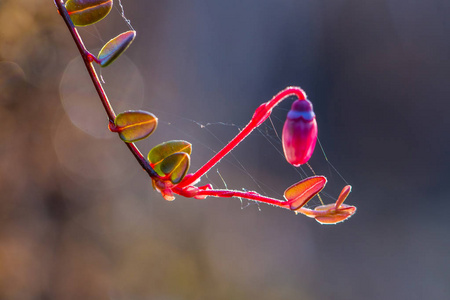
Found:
56,2 -> 115,121
177,86 -> 307,188
181,188 -> 291,209
54,0 -> 160,179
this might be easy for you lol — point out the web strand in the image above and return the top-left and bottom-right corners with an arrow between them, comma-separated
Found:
117,0 -> 135,31
317,138 -> 350,185
149,105 -> 349,207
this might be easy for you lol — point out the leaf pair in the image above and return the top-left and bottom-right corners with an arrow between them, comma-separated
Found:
312,185 -> 357,224
148,141 -> 192,184
66,0 -> 135,67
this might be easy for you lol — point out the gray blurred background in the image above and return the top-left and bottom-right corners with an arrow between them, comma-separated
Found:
1,0 -> 449,299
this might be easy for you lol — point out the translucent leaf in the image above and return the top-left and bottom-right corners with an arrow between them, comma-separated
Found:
336,185 -> 352,207
160,152 -> 190,184
313,185 -> 356,224
114,110 -> 158,143
314,204 -> 357,224
284,176 -> 327,210
65,0 -> 113,26
98,31 -> 136,67
148,140 -> 192,175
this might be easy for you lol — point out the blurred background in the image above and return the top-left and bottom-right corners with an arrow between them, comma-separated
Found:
1,0 -> 449,299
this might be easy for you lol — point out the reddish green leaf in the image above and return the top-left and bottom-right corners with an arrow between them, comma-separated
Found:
65,0 -> 113,26
98,31 -> 136,67
314,204 -> 357,224
284,176 -> 327,210
114,110 -> 158,143
160,152 -> 190,184
336,185 -> 352,208
148,140 -> 192,176
313,185 -> 356,224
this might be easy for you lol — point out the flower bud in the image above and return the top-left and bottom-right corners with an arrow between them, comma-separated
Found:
282,99 -> 317,166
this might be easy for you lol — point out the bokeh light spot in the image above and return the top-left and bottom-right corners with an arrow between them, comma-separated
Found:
59,54 -> 145,139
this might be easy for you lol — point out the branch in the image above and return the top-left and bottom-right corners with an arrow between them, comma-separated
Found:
54,0 -> 160,179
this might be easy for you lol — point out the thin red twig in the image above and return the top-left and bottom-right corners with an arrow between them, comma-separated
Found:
177,86 -> 307,188
192,188 -> 290,209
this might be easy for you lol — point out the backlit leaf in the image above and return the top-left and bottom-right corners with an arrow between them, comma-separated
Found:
313,185 -> 356,224
148,140 -> 192,176
65,0 -> 113,26
284,176 -> 327,210
336,185 -> 352,208
314,204 -> 357,224
114,110 -> 158,143
160,152 -> 190,184
98,31 -> 136,67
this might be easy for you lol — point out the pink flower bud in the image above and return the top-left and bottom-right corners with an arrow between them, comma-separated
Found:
282,99 -> 317,166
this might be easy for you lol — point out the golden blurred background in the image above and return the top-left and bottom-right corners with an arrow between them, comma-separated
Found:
1,0 -> 450,299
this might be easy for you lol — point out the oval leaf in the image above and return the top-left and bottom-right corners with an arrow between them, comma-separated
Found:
284,176 -> 327,210
160,152 -> 190,184
148,140 -> 192,175
114,110 -> 158,142
314,204 -> 357,224
98,30 -> 136,67
65,0 -> 113,27
336,185 -> 352,208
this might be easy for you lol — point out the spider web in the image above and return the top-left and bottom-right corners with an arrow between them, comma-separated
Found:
149,106 -> 349,209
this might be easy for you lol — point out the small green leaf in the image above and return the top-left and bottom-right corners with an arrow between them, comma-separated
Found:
148,140 -> 192,176
284,176 -> 327,210
160,152 -> 190,184
114,110 -> 158,143
98,31 -> 136,67
65,0 -> 113,26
